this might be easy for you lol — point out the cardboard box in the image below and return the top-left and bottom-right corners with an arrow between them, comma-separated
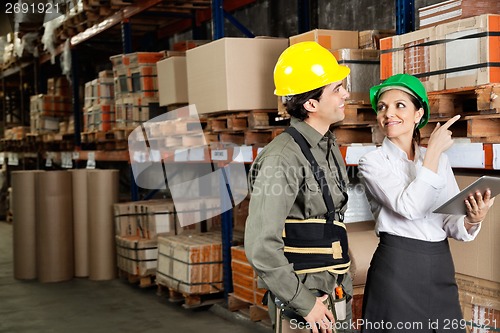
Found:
139,200 -> 176,239
231,246 -> 267,309
449,174 -> 500,283
358,29 -> 395,50
418,0 -> 500,29
437,14 -> 500,89
157,56 -> 188,106
289,29 -> 359,50
381,14 -> 500,92
186,37 -> 288,115
380,26 -> 442,91
115,235 -> 158,276
156,232 -> 223,295
113,202 -> 138,237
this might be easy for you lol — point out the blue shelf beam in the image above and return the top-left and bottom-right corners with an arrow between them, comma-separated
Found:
298,0 -> 311,33
396,0 -> 415,34
223,11 -> 255,38
212,0 -> 225,39
121,18 -> 133,53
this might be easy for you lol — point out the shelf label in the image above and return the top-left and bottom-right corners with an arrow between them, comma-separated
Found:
149,149 -> 161,162
86,152 -> 96,169
233,146 -> 253,163
189,148 -> 205,161
62,152 -> 73,168
72,151 -> 80,160
493,144 -> 500,170
211,150 -> 228,161
345,145 -> 377,165
174,148 -> 189,162
447,143 -> 484,168
8,153 -> 19,166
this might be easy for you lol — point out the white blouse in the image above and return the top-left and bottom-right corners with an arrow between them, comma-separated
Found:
358,137 -> 479,242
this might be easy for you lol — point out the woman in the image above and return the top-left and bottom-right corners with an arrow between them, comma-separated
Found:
358,74 -> 495,333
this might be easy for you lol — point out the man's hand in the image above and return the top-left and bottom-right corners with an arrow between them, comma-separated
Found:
303,294 -> 335,333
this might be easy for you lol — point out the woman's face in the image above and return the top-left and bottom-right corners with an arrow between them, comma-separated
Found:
375,89 -> 423,141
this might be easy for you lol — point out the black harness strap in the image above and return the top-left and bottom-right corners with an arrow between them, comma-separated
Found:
285,127 -> 337,222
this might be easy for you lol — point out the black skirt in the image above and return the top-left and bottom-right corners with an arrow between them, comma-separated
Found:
361,233 -> 465,333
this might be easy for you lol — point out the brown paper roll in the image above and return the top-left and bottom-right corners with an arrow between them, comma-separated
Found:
88,169 -> 119,281
12,170 -> 43,280
70,170 -> 89,277
36,171 -> 74,283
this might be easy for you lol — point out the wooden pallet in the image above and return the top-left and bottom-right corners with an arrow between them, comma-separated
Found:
207,110 -> 289,132
420,114 -> 500,143
156,282 -> 224,309
228,294 -> 270,323
428,84 -> 500,119
340,103 -> 377,126
118,269 -> 155,288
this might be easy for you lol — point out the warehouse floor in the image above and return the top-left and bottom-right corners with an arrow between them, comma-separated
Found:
0,222 -> 271,333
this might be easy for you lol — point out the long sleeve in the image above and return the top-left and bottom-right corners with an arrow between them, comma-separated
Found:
244,155 -> 316,317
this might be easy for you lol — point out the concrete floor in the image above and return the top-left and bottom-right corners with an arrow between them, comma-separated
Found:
0,222 -> 271,333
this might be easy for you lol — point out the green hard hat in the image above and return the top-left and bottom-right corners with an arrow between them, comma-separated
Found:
370,73 -> 430,129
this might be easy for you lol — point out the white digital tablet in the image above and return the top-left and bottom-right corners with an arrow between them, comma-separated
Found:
433,176 -> 500,215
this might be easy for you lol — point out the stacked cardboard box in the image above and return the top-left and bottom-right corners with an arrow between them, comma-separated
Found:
83,70 -> 115,132
380,14 -> 500,92
187,38 -> 288,115
111,52 -> 167,128
115,236 -> 158,276
289,29 -> 380,104
30,76 -> 72,134
418,0 -> 500,29
156,232 -> 223,295
231,245 -> 267,309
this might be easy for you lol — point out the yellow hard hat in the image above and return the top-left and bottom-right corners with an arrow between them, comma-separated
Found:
274,41 -> 350,96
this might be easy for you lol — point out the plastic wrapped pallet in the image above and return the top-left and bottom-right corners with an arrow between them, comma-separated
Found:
156,232 -> 223,295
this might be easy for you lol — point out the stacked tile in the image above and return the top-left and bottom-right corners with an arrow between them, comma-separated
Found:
156,232 -> 223,295
82,70 -> 115,132
30,76 -> 72,134
418,0 -> 500,29
111,52 -> 167,129
380,14 -> 500,92
231,245 -> 267,309
289,29 -> 380,104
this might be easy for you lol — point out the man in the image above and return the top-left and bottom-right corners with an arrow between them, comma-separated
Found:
245,41 -> 353,333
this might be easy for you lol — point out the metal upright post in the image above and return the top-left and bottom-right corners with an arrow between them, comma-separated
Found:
212,0 -> 224,40
121,18 -> 132,53
396,0 -> 415,34
71,49 -> 81,147
211,0 -> 234,300
298,0 -> 311,34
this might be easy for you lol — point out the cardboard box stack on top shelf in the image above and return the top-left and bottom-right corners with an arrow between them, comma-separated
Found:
83,70 -> 115,132
110,51 -> 166,129
418,0 -> 500,30
30,77 -> 73,136
380,13 -> 500,92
